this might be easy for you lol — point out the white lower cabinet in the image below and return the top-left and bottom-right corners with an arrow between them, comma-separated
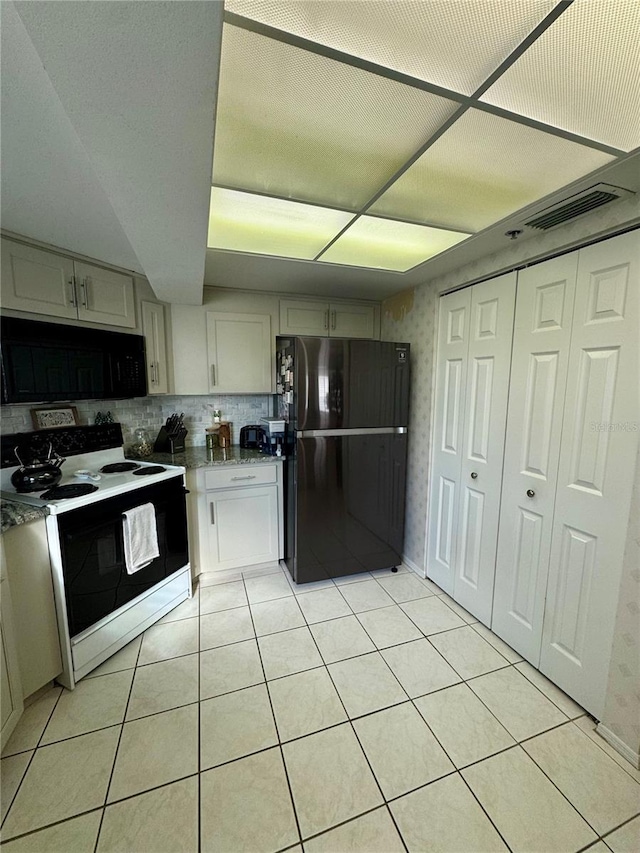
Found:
2,520 -> 62,701
190,462 -> 283,573
1,539 -> 24,750
428,230 -> 639,719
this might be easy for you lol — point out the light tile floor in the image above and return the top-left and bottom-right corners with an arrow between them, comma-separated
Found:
2,562 -> 639,852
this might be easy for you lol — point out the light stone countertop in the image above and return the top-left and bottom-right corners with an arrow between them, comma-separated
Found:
1,499 -> 48,534
127,445 -> 284,470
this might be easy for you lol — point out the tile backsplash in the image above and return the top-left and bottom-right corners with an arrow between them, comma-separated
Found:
2,395 -> 273,450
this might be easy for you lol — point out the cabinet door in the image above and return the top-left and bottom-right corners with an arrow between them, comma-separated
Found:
331,304 -> 377,339
171,305 -> 209,394
207,312 -> 272,393
280,299 -> 328,336
141,301 -> 168,394
3,521 -> 62,699
452,273 -> 515,624
207,486 -> 279,571
75,262 -> 136,328
491,254 -> 578,662
426,288 -> 472,594
0,239 -> 76,320
540,231 -> 639,718
1,543 -> 24,751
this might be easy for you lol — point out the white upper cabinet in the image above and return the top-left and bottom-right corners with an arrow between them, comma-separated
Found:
206,312 -> 272,394
1,239 -> 136,328
279,298 -> 378,339
74,262 -> 136,328
1,240 -> 76,320
171,306 -> 272,395
141,301 -> 169,395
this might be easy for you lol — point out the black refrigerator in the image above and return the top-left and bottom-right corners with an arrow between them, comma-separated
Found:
277,337 -> 410,585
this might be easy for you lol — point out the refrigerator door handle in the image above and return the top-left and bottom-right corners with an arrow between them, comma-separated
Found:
298,427 -> 407,437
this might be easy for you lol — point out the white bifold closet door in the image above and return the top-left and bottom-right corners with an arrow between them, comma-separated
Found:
427,273 -> 515,623
491,254 -> 579,662
427,287 -> 471,595
540,231 -> 639,718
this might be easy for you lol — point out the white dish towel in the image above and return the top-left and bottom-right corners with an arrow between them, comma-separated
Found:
122,503 -> 160,575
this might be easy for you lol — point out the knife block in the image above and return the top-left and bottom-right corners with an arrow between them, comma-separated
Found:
153,426 -> 187,454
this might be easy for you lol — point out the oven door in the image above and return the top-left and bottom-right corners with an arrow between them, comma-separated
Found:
56,476 -> 188,637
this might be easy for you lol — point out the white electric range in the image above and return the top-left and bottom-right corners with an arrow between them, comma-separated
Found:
1,424 -> 192,689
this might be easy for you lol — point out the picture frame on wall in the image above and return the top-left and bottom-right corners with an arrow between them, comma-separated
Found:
31,406 -> 80,431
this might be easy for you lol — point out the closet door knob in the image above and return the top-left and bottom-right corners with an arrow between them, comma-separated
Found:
470,472 -> 478,479
526,489 -> 535,498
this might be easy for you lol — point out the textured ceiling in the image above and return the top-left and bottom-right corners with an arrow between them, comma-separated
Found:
1,1 -> 638,304
209,0 -> 639,284
2,1 -> 223,305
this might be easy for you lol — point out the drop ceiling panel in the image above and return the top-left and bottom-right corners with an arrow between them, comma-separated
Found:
213,24 -> 460,209
319,216 -> 469,272
481,0 -> 640,152
226,0 -> 558,95
208,188 -> 353,260
369,109 -> 615,233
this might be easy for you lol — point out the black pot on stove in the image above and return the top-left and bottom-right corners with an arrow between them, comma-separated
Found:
10,444 -> 66,493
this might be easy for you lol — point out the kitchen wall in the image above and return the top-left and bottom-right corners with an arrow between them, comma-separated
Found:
2,394 -> 273,450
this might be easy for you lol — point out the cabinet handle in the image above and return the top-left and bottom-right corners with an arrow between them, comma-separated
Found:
331,310 -> 336,330
210,503 -> 215,524
211,364 -> 216,386
231,475 -> 257,481
470,472 -> 478,479
526,489 -> 535,498
150,363 -> 156,384
68,278 -> 77,307
80,278 -> 88,308
324,310 -> 329,330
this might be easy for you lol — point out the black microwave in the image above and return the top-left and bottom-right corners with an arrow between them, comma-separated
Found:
1,316 -> 147,404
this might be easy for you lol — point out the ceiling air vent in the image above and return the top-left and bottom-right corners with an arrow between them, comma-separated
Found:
523,184 -> 634,231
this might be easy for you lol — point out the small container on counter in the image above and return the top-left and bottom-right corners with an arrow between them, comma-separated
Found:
205,426 -> 220,456
131,428 -> 153,458
218,422 -> 231,449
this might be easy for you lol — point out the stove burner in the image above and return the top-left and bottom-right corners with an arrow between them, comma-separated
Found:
132,466 -> 166,476
100,462 -> 141,474
40,483 -> 100,500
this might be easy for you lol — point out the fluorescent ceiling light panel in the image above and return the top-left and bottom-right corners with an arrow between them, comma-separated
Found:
213,25 -> 459,210
481,0 -> 640,151
207,187 -> 354,259
319,216 -> 469,272
226,0 -> 558,95
369,108 -> 615,233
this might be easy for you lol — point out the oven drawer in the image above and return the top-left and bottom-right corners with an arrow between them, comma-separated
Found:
204,463 -> 278,491
71,567 -> 190,677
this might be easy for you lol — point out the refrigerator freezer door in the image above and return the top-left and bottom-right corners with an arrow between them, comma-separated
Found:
287,433 -> 407,584
295,338 -> 409,430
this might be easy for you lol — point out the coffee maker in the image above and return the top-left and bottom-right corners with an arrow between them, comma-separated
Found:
259,417 -> 285,456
